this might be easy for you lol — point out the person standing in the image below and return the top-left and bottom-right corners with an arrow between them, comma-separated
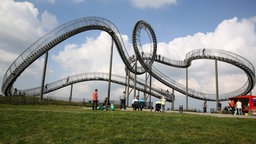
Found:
120,91 -> 126,110
218,102 -> 222,112
160,96 -> 166,112
230,100 -> 235,115
203,101 -> 207,113
91,89 -> 98,110
236,99 -> 243,115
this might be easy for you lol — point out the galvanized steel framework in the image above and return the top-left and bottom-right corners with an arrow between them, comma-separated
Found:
1,16 -> 255,102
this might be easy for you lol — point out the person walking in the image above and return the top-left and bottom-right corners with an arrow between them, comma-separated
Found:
236,99 -> 243,115
160,96 -> 166,112
120,91 -> 126,110
91,89 -> 98,110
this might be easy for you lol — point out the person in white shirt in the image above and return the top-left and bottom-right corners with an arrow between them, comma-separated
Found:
132,95 -> 139,110
160,96 -> 166,112
236,99 -> 243,115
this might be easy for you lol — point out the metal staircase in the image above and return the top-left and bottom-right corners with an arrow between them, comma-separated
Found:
2,17 -> 136,96
18,72 -> 173,102
2,16 -> 255,101
149,49 -> 255,101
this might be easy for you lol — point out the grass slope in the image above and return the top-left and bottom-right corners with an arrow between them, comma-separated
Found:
0,104 -> 255,144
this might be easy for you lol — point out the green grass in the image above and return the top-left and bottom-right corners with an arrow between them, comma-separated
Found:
0,104 -> 255,144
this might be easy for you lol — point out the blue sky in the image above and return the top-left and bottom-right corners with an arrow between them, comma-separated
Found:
1,0 -> 256,110
18,0 -> 256,41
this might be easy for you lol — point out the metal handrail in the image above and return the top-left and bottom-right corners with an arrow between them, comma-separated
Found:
2,17 -> 255,101
19,72 -> 172,100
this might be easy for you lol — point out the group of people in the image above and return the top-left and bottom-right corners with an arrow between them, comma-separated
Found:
155,96 -> 166,112
91,89 -> 167,112
91,89 -> 126,111
131,95 -> 146,111
203,100 -> 242,115
91,89 -> 113,110
131,95 -> 166,112
225,99 -> 243,115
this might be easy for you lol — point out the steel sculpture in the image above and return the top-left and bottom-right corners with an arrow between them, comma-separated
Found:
1,16 -> 255,101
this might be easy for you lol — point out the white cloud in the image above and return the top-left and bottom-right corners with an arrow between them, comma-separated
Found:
52,16 -> 256,101
52,32 -> 127,76
130,0 -> 177,9
158,17 -> 256,63
0,0 -> 58,53
13,58 -> 45,89
0,0 -> 42,51
156,16 -> 256,96
52,32 -> 111,74
0,0 -> 255,104
0,0 -> 58,94
46,0 -> 84,5
0,49 -> 18,63
41,10 -> 59,31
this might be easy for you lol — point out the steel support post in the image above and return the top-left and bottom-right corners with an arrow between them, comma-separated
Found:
134,56 -> 137,98
107,38 -> 114,100
125,69 -> 128,106
126,70 -> 130,106
40,51 -> 48,102
171,88 -> 175,111
149,68 -> 152,111
186,67 -> 188,111
144,73 -> 148,100
215,60 -> 220,112
69,84 -> 73,102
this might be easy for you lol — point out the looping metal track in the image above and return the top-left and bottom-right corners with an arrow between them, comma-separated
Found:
1,16 -> 255,101
132,20 -> 157,73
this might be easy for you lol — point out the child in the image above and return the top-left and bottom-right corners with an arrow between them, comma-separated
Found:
101,97 -> 110,110
110,104 -> 115,111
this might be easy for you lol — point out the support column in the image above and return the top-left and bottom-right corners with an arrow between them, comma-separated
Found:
107,38 -> 114,100
171,88 -> 175,111
186,67 -> 188,111
40,51 -> 48,102
125,69 -> 128,106
69,84 -> 73,102
134,56 -> 137,98
126,70 -> 130,106
149,68 -> 152,111
215,60 -> 220,112
144,73 -> 148,101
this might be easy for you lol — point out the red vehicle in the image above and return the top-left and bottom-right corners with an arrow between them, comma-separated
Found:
229,95 -> 256,115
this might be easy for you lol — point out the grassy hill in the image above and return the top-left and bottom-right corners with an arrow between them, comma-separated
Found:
0,104 -> 255,144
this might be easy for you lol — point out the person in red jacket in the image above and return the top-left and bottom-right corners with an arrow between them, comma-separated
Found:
230,100 -> 235,115
91,89 -> 98,110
